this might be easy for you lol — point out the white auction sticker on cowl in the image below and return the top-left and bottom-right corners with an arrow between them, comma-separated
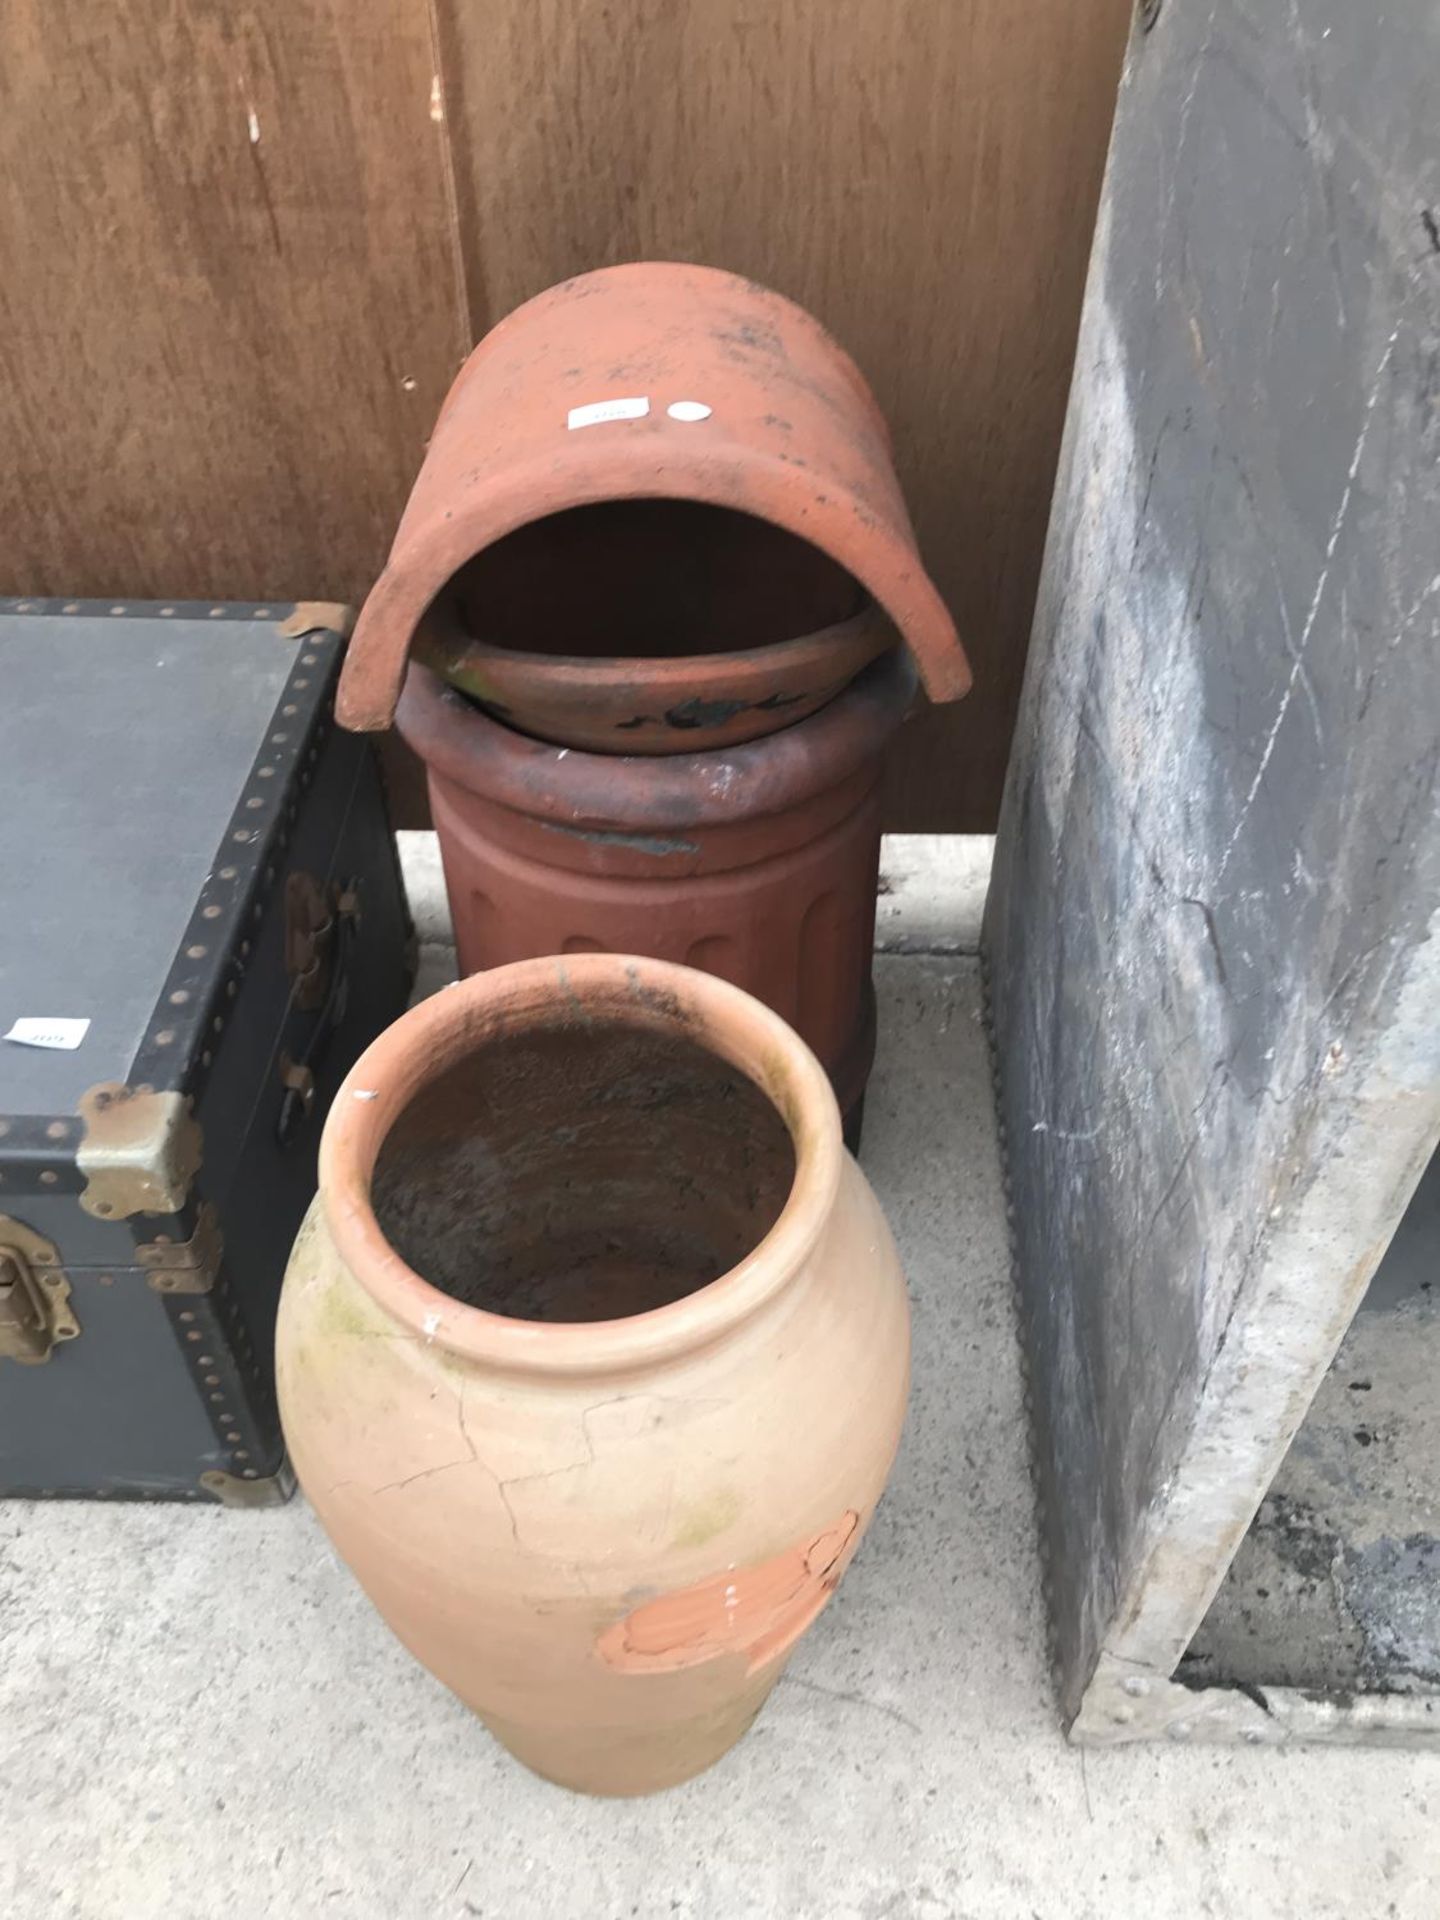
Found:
566,395 -> 650,431
4,1016 -> 91,1050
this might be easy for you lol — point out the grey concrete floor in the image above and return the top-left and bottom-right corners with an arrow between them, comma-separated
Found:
3,840 -> 1438,1918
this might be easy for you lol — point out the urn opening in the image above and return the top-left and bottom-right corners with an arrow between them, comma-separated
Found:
369,1018 -> 797,1325
321,955 -> 843,1373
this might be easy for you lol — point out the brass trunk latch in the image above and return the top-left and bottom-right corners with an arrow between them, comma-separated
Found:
285,871 -> 360,1011
0,1220 -> 79,1364
278,871 -> 361,1145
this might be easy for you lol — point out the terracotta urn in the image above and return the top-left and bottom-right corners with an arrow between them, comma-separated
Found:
396,650 -> 918,1143
276,954 -> 910,1795
337,262 -> 970,741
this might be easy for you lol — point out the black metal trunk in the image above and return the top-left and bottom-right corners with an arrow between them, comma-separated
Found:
0,600 -> 413,1503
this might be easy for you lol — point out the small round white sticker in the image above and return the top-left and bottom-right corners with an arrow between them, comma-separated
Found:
667,400 -> 712,423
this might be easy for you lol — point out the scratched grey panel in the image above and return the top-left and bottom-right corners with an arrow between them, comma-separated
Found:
983,0 -> 1440,1716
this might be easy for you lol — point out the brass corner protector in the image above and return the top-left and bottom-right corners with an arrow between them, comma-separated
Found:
76,1083 -> 203,1220
199,1465 -> 295,1509
278,602 -> 354,642
139,1202 -> 224,1293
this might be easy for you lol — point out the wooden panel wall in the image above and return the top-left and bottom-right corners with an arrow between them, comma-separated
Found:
0,1 -> 466,602
0,0 -> 1129,829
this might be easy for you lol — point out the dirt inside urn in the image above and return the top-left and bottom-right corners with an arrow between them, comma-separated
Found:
370,1023 -> 797,1323
446,501 -> 863,658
